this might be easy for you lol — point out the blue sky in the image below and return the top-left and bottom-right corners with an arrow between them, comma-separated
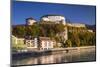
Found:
12,1 -> 96,25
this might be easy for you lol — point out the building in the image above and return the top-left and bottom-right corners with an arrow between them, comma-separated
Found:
12,35 -> 27,52
25,37 -> 38,51
12,35 -> 25,45
87,29 -> 93,32
12,35 -> 18,45
67,23 -> 86,27
41,15 -> 68,41
66,23 -> 87,33
41,15 -> 66,25
39,37 -> 56,50
12,35 -> 56,51
26,17 -> 37,25
25,37 -> 56,50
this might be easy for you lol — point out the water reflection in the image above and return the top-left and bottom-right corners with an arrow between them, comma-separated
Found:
12,48 -> 96,65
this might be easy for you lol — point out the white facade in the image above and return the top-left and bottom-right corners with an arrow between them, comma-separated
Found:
34,38 -> 38,47
12,35 -> 25,45
41,40 -> 54,50
26,18 -> 36,25
12,35 -> 17,44
67,23 -> 86,27
41,15 -> 66,25
12,35 -> 56,50
39,37 -> 56,50
25,38 -> 38,49
88,30 -> 93,32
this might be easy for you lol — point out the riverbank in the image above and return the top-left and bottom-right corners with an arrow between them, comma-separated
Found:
12,46 -> 96,66
12,46 -> 96,60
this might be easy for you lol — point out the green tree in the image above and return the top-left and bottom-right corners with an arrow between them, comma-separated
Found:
65,40 -> 72,47
12,25 -> 25,38
69,32 -> 80,47
25,24 -> 40,37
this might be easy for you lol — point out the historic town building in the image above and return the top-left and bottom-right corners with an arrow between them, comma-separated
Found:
39,37 -> 56,50
12,35 -> 56,51
12,35 -> 25,45
26,17 -> 37,25
66,23 -> 86,28
41,15 -> 66,25
40,15 -> 68,41
25,37 -> 38,51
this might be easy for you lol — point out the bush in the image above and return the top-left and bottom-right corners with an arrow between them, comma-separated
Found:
65,40 -> 72,47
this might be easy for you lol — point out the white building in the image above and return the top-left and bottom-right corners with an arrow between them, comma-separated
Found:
41,15 -> 68,41
12,35 -> 56,51
12,35 -> 25,45
87,29 -> 93,32
39,37 -> 56,50
41,15 -> 66,25
25,38 -> 38,51
67,23 -> 86,27
12,35 -> 18,44
26,17 -> 37,25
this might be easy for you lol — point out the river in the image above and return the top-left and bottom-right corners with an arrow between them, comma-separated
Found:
12,46 -> 96,66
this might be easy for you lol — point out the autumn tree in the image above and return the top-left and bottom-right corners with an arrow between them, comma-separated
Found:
12,25 -> 25,38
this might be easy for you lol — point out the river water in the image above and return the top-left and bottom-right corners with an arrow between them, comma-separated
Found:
12,47 -> 96,66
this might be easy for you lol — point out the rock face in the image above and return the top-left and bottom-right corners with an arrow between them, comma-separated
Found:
41,15 -> 66,25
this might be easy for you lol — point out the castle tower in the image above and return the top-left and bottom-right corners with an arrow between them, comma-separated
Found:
41,15 -> 68,41
26,17 -> 36,25
41,15 -> 66,25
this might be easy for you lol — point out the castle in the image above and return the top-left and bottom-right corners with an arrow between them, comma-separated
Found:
41,15 -> 66,25
26,15 -> 87,41
12,15 -> 93,51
